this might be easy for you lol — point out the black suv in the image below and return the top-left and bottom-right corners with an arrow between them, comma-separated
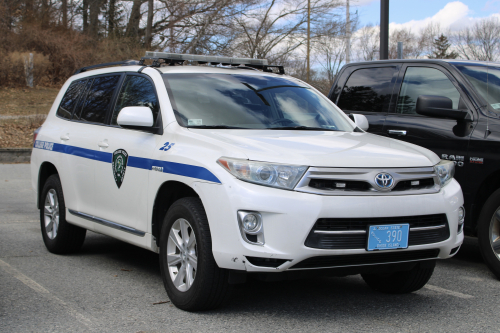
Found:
329,59 -> 500,278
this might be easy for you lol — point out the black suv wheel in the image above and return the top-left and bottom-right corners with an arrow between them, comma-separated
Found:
478,188 -> 500,280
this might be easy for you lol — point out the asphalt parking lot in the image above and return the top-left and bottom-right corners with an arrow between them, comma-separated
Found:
1,163 -> 500,332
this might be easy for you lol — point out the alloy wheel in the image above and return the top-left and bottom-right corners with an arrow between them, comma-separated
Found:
44,189 -> 59,240
166,218 -> 198,292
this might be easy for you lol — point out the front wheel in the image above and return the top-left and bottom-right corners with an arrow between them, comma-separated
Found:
159,197 -> 232,311
477,188 -> 500,280
362,260 -> 436,294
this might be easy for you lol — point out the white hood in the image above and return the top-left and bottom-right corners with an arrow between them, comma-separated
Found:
189,129 -> 440,168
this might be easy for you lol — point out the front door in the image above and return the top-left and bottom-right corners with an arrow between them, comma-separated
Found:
383,64 -> 477,183
92,74 -> 163,233
333,65 -> 401,136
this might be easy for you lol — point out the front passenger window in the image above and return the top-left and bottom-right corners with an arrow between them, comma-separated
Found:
112,75 -> 160,126
396,67 -> 461,114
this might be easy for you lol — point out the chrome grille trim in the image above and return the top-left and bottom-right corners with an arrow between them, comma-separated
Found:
313,224 -> 446,235
295,166 -> 440,196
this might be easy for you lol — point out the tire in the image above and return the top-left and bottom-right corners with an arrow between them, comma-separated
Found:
40,174 -> 86,254
477,188 -> 500,280
159,197 -> 232,311
362,260 -> 436,294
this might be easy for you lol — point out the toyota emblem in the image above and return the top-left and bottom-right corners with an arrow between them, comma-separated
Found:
374,173 -> 394,190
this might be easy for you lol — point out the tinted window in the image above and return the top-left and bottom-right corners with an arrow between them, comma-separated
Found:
396,67 -> 461,114
57,80 -> 86,119
77,75 -> 120,124
112,75 -> 160,125
336,67 -> 397,113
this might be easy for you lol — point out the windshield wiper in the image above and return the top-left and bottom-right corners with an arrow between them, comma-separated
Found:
268,126 -> 339,131
187,125 -> 248,129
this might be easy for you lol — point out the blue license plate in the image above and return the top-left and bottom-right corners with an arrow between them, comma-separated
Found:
367,224 -> 409,251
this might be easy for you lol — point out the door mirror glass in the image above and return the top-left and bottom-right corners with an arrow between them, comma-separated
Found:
349,113 -> 369,131
117,106 -> 154,127
416,95 -> 471,122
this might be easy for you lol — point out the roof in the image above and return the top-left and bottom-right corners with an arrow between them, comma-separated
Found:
344,59 -> 500,67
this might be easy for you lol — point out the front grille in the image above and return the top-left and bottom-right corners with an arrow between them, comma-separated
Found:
305,214 -> 450,250
392,178 -> 435,191
290,249 -> 440,269
309,179 -> 371,191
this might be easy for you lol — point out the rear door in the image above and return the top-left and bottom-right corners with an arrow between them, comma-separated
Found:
331,64 -> 401,136
92,73 -> 163,234
67,74 -> 122,218
383,64 -> 476,180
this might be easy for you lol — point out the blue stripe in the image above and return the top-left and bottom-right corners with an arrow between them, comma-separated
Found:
34,140 -> 221,184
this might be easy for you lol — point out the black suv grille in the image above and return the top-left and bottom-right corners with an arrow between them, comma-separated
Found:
305,214 -> 450,250
290,249 -> 440,269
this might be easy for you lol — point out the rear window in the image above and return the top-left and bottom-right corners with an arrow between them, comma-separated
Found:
57,80 -> 86,120
336,67 -> 397,113
74,75 -> 121,124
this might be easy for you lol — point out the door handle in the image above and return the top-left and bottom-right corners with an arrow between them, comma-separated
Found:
98,140 -> 109,148
388,130 -> 407,136
60,134 -> 70,141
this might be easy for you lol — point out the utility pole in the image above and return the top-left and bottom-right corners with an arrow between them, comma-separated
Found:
307,0 -> 311,83
380,0 -> 389,60
346,0 -> 350,64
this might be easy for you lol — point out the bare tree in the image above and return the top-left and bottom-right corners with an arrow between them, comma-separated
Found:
354,24 -> 379,61
452,17 -> 500,61
229,0 -> 342,63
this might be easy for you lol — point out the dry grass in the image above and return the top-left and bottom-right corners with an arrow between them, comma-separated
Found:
0,87 -> 56,148
0,87 -> 59,116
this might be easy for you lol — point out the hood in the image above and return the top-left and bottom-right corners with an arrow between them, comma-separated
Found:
188,129 -> 440,168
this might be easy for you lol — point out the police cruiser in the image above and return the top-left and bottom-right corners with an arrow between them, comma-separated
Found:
31,52 -> 464,311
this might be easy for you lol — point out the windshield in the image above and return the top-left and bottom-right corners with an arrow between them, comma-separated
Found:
162,73 -> 354,131
454,64 -> 500,116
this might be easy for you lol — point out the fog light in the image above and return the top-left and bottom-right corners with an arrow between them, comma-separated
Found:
243,214 -> 259,231
237,211 -> 264,245
458,206 -> 465,234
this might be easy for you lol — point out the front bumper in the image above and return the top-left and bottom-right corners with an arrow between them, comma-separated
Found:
193,178 -> 464,273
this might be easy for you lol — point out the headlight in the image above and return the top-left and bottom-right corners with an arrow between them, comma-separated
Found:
434,160 -> 455,187
217,157 -> 307,190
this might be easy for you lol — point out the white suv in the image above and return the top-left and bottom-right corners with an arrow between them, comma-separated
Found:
31,53 -> 464,311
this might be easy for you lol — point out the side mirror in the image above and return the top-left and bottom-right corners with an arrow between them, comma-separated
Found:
117,106 -> 154,127
349,113 -> 369,131
416,95 -> 472,122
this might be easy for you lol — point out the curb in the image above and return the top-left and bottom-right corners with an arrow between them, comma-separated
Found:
0,148 -> 32,163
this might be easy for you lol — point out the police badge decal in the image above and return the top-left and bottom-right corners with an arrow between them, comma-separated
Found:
112,149 -> 128,188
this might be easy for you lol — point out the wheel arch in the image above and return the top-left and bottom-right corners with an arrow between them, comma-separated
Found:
37,162 -> 59,209
472,169 -> 500,233
152,180 -> 200,246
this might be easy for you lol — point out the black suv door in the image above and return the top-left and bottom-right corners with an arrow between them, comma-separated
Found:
383,63 -> 477,181
331,64 -> 401,136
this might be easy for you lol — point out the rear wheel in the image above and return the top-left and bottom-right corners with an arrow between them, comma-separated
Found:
159,197 -> 232,311
40,174 -> 86,254
362,260 -> 436,294
477,188 -> 500,280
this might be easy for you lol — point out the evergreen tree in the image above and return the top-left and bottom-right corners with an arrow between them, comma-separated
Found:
429,34 -> 458,59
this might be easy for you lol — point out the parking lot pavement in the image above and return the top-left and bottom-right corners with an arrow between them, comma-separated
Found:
1,163 -> 500,333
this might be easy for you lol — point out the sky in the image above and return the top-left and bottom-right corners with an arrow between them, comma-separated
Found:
351,0 -> 500,31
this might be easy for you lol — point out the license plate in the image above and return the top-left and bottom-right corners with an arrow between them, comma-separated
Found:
367,224 -> 409,251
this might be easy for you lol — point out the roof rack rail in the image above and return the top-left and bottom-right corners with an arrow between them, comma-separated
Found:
140,52 -> 285,74
73,60 -> 140,75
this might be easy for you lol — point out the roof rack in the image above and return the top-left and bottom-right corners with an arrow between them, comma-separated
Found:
73,60 -> 140,75
140,52 -> 285,74
72,52 -> 285,76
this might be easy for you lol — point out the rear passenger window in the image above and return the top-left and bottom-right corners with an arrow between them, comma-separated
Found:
336,67 -> 397,113
76,75 -> 120,124
111,75 -> 160,125
57,80 -> 86,119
